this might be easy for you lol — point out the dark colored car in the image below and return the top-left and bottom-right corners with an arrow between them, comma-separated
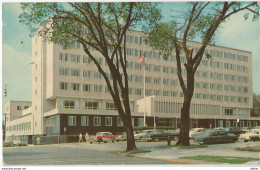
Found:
146,129 -> 180,142
194,130 -> 238,144
3,141 -> 14,147
224,127 -> 242,136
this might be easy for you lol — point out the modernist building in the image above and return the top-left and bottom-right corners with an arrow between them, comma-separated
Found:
5,29 -> 259,143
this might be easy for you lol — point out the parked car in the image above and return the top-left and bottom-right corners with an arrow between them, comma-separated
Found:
88,132 -> 118,144
194,130 -> 238,145
223,127 -> 242,136
146,129 -> 180,142
134,130 -> 154,140
3,141 -> 14,147
189,128 -> 205,139
240,129 -> 260,142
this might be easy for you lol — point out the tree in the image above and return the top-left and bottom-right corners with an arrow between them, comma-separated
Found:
19,2 -> 162,151
251,94 -> 260,117
146,2 -> 259,146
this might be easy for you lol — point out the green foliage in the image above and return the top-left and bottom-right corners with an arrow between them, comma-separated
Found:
145,22 -> 176,57
19,2 -> 162,51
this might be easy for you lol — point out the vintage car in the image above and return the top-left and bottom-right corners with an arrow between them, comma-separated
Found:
3,141 -> 14,147
240,129 -> 260,142
223,127 -> 242,136
88,132 -> 118,144
146,129 -> 180,142
134,130 -> 154,140
189,128 -> 205,139
194,130 -> 238,144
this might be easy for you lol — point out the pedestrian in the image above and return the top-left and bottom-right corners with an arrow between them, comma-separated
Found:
79,133 -> 83,142
85,132 -> 89,142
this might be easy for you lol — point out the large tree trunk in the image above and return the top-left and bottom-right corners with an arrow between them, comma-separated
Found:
176,64 -> 194,146
176,97 -> 192,146
124,116 -> 137,151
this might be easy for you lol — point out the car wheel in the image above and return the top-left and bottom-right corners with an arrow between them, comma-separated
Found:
154,138 -> 159,142
104,141 -> 107,143
90,142 -> 92,144
98,139 -> 103,143
112,138 -> 115,143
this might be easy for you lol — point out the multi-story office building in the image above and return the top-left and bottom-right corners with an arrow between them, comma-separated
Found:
5,29 -> 259,143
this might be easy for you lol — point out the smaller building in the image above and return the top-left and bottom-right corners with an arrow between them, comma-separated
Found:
4,101 -> 33,144
137,96 -> 260,129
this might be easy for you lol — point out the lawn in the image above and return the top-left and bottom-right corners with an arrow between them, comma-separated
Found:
180,155 -> 259,164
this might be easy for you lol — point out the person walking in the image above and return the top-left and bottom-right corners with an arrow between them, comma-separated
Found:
79,133 -> 83,142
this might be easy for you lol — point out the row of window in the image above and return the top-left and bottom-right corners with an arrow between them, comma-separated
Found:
218,120 -> 257,128
6,122 -> 31,132
68,116 -> 139,127
194,93 -> 249,103
17,105 -> 30,111
63,100 -> 122,111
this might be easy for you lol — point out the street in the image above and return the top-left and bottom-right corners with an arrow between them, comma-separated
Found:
3,140 -> 260,165
3,141 -> 171,165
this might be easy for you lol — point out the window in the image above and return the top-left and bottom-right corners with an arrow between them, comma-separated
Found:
82,70 -> 91,78
72,83 -> 80,91
253,121 -> 258,127
71,54 -> 80,63
117,117 -> 123,126
24,106 -> 29,109
81,116 -> 89,126
240,121 -> 244,128
59,53 -> 68,61
59,67 -> 69,76
68,116 -> 76,126
17,106 -> 22,110
233,121 -> 238,128
85,101 -> 99,110
94,71 -> 102,79
83,56 -> 92,64
59,82 -> 69,90
247,121 -> 251,127
226,121 -> 231,127
94,85 -> 102,92
64,100 -> 75,109
71,69 -> 80,76
224,108 -> 233,116
138,118 -> 144,127
105,117 -> 112,126
106,102 -> 117,110
93,116 -> 101,126
218,120 -> 223,127
83,84 -> 91,92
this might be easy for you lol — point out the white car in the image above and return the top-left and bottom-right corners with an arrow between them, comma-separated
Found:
134,130 -> 153,140
240,129 -> 260,142
189,128 -> 205,139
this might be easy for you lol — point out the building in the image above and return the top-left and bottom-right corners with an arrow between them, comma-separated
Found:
5,29 -> 259,143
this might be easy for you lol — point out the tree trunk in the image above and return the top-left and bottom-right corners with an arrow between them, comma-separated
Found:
176,97 -> 192,146
124,117 -> 137,151
176,64 -> 194,146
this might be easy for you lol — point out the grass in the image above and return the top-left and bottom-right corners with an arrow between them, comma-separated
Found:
157,144 -> 208,149
180,155 -> 259,164
235,146 -> 260,152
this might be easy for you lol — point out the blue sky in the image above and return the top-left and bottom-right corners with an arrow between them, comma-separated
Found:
2,2 -> 260,112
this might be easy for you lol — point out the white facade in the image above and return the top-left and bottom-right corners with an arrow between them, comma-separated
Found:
5,29 -> 257,140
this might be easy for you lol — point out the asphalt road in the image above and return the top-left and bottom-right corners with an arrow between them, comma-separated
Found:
3,141 -> 171,165
3,140 -> 260,165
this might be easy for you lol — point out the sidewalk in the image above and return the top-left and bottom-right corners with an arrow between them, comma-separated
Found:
133,141 -> 260,164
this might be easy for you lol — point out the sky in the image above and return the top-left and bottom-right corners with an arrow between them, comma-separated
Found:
1,2 -> 260,113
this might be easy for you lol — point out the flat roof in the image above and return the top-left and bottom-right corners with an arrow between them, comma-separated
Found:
128,29 -> 252,54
